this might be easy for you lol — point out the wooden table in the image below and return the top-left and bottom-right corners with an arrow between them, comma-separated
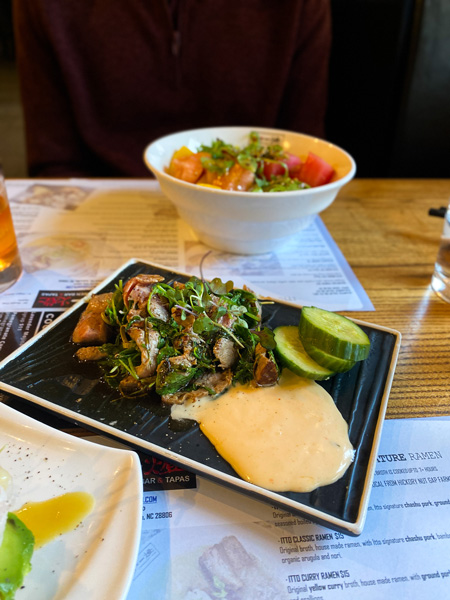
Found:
322,178 -> 450,419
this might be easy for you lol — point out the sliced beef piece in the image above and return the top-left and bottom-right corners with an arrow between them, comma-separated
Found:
75,346 -> 108,362
157,353 -> 198,398
72,292 -> 113,345
253,343 -> 279,387
148,294 -> 170,322
123,274 -> 168,322
168,353 -> 197,368
123,274 -> 165,306
128,325 -> 160,378
161,369 -> 232,405
207,295 -> 237,330
118,373 -> 157,397
173,332 -> 202,354
195,369 -> 233,395
253,353 -> 278,386
213,337 -> 237,369
119,375 -> 142,396
171,305 -> 196,329
162,387 -> 210,405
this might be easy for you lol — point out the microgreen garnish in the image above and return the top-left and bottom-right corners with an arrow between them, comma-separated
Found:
90,272 -> 280,398
195,131 -> 311,192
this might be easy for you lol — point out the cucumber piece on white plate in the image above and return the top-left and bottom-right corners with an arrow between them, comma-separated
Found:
299,306 -> 370,362
274,325 -> 335,380
0,513 -> 34,600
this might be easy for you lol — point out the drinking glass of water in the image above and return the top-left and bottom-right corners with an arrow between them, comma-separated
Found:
431,203 -> 450,303
0,175 -> 22,293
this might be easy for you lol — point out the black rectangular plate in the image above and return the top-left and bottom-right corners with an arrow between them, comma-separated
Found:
0,259 -> 401,535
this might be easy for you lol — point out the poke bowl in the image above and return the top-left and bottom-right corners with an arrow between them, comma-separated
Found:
143,126 -> 356,254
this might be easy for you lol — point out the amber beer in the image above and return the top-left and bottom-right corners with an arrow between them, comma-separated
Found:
0,177 -> 22,292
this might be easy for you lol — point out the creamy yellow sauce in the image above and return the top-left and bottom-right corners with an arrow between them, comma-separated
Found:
172,369 -> 354,492
14,491 -> 95,548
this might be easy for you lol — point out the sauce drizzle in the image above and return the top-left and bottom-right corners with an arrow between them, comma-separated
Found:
172,369 -> 354,492
14,491 -> 95,548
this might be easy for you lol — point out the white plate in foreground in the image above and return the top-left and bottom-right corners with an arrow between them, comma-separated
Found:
0,402 -> 142,600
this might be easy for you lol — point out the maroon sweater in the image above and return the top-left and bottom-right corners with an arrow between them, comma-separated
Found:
14,0 -> 331,177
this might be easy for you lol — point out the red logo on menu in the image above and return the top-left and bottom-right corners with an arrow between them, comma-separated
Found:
37,294 -> 73,308
142,456 -> 184,477
33,290 -> 89,309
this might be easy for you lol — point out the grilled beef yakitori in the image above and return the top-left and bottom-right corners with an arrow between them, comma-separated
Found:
72,273 -> 279,401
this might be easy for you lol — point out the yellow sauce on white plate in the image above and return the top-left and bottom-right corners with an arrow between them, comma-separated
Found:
172,369 -> 354,492
14,491 -> 95,548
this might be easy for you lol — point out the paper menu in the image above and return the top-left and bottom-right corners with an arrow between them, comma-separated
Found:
123,417 -> 450,599
186,216 -> 372,311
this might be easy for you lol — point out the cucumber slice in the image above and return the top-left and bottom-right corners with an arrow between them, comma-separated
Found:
0,513 -> 34,600
274,325 -> 335,380
299,306 -> 370,362
302,340 -> 357,373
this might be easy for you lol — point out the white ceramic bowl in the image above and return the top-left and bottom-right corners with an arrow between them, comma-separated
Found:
143,126 -> 356,254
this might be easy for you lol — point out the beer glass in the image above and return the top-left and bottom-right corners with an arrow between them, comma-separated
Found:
0,175 -> 22,292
